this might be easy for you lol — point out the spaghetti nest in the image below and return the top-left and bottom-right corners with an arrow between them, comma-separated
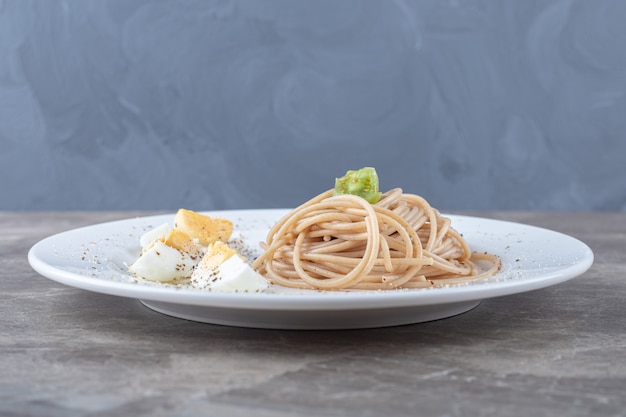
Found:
252,188 -> 501,290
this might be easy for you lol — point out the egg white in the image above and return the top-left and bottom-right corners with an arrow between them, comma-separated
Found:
129,240 -> 198,282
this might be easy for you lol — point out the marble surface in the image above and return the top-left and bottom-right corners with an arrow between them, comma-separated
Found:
1,211 -> 625,416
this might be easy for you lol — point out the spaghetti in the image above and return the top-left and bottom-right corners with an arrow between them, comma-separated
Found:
252,188 -> 501,290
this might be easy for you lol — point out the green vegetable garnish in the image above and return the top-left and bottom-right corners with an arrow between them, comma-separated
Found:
333,167 -> 382,204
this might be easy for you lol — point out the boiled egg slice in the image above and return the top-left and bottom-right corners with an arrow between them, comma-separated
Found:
130,229 -> 202,282
139,223 -> 171,249
191,241 -> 269,292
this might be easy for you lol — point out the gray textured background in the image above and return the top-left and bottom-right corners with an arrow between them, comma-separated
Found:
1,0 -> 625,211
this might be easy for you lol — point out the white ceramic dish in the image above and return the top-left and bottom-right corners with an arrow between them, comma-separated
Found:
28,210 -> 593,329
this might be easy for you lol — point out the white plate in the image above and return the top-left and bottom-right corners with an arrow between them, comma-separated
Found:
28,210 -> 593,330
